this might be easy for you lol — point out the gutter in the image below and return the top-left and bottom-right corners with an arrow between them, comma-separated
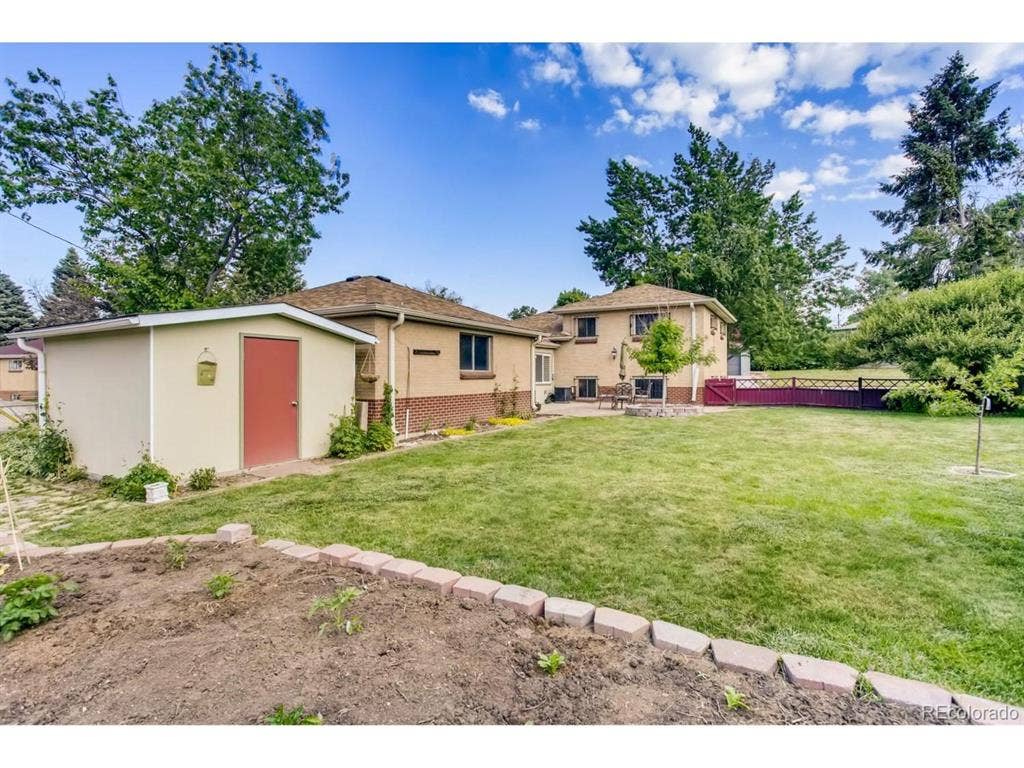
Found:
388,312 -> 405,435
689,302 -> 698,403
15,338 -> 45,427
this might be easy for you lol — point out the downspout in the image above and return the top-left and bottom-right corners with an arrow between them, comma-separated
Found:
533,335 -> 542,410
15,338 -> 45,428
388,312 -> 405,436
689,302 -> 698,403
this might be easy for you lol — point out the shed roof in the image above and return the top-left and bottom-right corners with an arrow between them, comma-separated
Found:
6,304 -> 378,345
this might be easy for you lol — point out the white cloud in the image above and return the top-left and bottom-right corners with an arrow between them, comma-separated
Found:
767,169 -> 815,200
813,154 -> 850,186
467,88 -> 510,119
784,97 -> 909,140
1002,74 -> 1024,90
622,154 -> 650,168
580,43 -> 644,88
639,43 -> 790,116
790,43 -> 873,90
862,43 -> 1024,95
868,153 -> 912,180
517,118 -> 542,131
599,106 -> 635,133
628,76 -> 735,136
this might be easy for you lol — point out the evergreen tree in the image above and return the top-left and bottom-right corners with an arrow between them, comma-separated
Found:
578,125 -> 852,368
867,52 -> 1021,289
38,248 -> 104,326
0,271 -> 34,333
508,305 -> 537,320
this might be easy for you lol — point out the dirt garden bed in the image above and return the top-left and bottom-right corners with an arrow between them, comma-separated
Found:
0,543 -> 950,725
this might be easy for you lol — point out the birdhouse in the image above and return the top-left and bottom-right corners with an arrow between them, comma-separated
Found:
196,348 -> 218,386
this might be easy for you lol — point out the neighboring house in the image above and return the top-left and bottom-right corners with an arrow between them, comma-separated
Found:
0,340 -> 41,400
280,276 -> 541,433
523,285 -> 735,404
8,305 -> 375,477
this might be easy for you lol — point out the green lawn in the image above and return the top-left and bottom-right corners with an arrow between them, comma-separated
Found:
33,409 -> 1024,704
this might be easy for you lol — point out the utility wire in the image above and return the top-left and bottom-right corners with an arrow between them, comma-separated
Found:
3,210 -> 95,256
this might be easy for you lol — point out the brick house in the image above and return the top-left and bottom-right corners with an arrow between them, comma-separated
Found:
515,284 -> 736,404
280,276 -> 540,434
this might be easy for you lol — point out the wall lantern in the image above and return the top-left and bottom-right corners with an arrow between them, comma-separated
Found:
610,346 -> 618,360
196,347 -> 218,386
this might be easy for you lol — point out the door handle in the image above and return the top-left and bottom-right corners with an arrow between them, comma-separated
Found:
290,401 -> 299,407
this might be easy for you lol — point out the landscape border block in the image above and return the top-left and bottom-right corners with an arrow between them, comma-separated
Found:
544,597 -> 596,628
593,607 -> 650,641
379,558 -> 427,581
64,541 -> 112,555
110,537 -> 156,550
493,584 -> 548,616
216,523 -> 252,543
711,638 -> 779,675
651,620 -> 710,656
781,653 -> 859,693
319,543 -> 361,565
412,566 -> 462,594
280,544 -> 321,562
864,671 -> 951,709
188,533 -> 220,544
452,576 -> 503,603
260,539 -> 296,551
348,550 -> 394,575
952,692 -> 1024,726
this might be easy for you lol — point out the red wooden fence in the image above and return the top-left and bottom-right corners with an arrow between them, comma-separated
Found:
704,377 -> 909,410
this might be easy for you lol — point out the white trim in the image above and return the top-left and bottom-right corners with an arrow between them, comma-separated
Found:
313,303 -> 541,338
148,326 -> 155,460
8,303 -> 378,345
552,297 -> 737,324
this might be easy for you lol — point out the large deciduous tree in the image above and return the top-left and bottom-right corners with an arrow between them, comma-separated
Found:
0,271 -> 34,333
628,316 -> 716,407
578,125 -> 852,369
422,281 -> 463,304
866,52 -> 1022,289
0,44 -> 349,313
554,287 -> 590,307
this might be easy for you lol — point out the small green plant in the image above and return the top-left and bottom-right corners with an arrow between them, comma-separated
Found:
0,418 -> 75,479
854,674 -> 879,701
0,573 -> 62,642
465,417 -> 477,431
188,466 -> 217,491
439,427 -> 474,437
487,416 -> 530,427
364,421 -> 395,452
264,705 -> 323,725
62,464 -> 89,481
309,586 -> 363,636
724,686 -> 749,711
206,572 -> 235,599
536,650 -> 566,677
328,412 -> 365,459
110,455 -> 177,501
165,540 -> 190,570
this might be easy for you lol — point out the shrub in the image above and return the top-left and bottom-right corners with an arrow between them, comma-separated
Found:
188,466 -> 217,491
884,381 -> 945,413
0,573 -> 63,642
487,416 -> 530,427
111,455 -> 177,501
439,427 -> 474,437
205,573 -> 235,599
851,269 -> 1024,411
364,421 -> 394,453
328,413 -> 365,459
265,705 -> 323,725
0,419 -> 74,479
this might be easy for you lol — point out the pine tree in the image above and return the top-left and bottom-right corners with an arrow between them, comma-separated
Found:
0,271 -> 35,333
867,52 -> 1021,289
38,248 -> 104,326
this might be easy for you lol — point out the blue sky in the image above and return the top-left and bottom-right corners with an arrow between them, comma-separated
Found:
2,42 -> 1023,319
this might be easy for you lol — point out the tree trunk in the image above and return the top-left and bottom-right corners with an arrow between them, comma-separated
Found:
662,374 -> 668,408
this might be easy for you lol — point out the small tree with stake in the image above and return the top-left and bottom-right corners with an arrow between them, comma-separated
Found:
628,316 -> 717,408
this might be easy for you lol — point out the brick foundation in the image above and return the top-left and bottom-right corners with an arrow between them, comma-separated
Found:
594,385 -> 705,404
362,390 -> 533,433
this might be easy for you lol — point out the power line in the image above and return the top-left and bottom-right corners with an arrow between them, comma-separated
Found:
3,210 -> 93,255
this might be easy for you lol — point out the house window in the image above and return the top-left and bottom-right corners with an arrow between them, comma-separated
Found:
576,316 -> 597,338
576,377 -> 598,399
633,377 -> 664,400
630,312 -> 660,336
459,333 -> 491,371
8,359 -> 23,372
534,353 -> 552,384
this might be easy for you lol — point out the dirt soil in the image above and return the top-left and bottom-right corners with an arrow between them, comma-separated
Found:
0,544 -> 952,725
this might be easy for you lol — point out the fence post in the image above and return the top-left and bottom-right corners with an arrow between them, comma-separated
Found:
791,376 -> 797,406
858,377 -> 863,409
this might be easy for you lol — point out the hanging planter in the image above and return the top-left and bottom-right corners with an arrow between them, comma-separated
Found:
358,346 -> 379,383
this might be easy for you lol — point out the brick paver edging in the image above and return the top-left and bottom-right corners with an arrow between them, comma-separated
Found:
6,522 -> 1021,726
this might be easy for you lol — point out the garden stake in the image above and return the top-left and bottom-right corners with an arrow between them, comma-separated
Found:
0,456 -> 28,571
974,396 -> 990,475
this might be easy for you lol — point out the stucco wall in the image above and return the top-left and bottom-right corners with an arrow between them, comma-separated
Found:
45,329 -> 150,477
0,357 -> 38,397
551,304 -> 728,396
153,315 -> 356,475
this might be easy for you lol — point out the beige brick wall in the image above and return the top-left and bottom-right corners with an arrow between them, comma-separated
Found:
551,304 -> 728,397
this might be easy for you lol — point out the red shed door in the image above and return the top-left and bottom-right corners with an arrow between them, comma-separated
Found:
243,337 -> 299,467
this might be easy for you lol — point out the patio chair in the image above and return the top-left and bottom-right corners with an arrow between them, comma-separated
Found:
600,381 -> 634,409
